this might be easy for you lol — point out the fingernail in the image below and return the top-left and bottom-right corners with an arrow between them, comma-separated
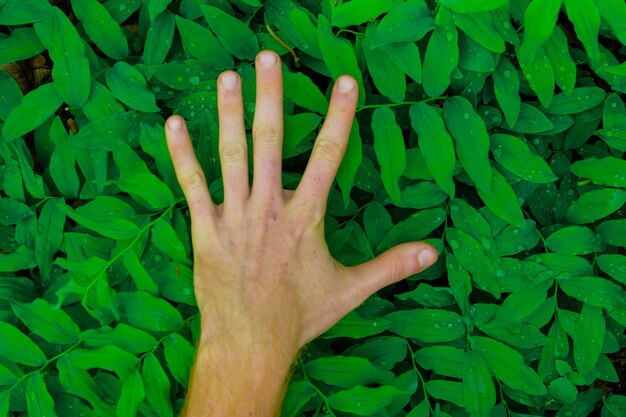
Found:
258,51 -> 276,68
168,116 -> 183,131
418,249 -> 437,267
221,72 -> 238,90
338,76 -> 355,93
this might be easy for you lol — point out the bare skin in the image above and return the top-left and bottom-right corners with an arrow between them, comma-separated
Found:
165,50 -> 438,417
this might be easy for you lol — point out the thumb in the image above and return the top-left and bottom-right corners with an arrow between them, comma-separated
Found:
341,242 -> 438,310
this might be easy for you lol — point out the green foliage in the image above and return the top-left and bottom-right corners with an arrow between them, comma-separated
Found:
0,0 -> 625,416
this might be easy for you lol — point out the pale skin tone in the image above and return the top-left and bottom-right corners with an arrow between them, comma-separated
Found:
164,50 -> 438,417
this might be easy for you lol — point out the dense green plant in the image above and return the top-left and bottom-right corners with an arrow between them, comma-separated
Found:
1,0 -> 626,416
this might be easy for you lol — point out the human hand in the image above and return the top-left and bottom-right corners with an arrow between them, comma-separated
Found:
164,50 -> 438,360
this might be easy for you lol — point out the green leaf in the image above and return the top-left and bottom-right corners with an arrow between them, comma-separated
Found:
0,198 -> 33,225
2,82 -> 62,141
283,70 -> 328,114
82,324 -> 157,354
57,356 -> 116,417
371,0 -> 433,48
347,336 -> 407,370
385,41 -> 422,84
148,0 -> 172,20
11,299 -> 80,344
503,103 -> 554,134
463,351 -> 496,417
151,218 -> 189,264
444,96 -> 492,192
472,336 -> 547,395
0,70 -> 22,121
49,117 -> 79,197
406,400 -> 429,417
305,356 -> 394,389
336,120 -> 362,208
58,198 -> 139,240
35,198 -> 65,279
142,354 -> 173,417
544,87 -> 606,114
363,202 -> 392,247
328,385 -> 408,416
453,11 -> 504,53
490,134 -> 557,183
549,377 -> 578,405
603,394 -> 626,417
372,107 -> 406,203
163,333 -> 195,388
65,346 -> 138,371
113,141 -> 175,209
265,0 -> 321,59
519,0 -> 561,64
422,7 -> 458,97
555,389 -> 602,417
563,0 -> 600,62
493,57 -> 521,127
385,309 -> 465,343
282,112 -> 320,158
519,45 -> 555,108
71,0 -> 128,59
117,372 -> 145,417
597,254 -> 626,284
106,62 -> 159,113
363,25 -> 405,103
117,291 -> 183,332
0,0 -> 51,24
282,380 -> 315,417
33,7 -> 91,106
544,26 -> 577,94
446,254 -> 473,328
317,14 -> 365,105
409,103 -> 455,197
446,227 -> 501,298
414,345 -> 464,378
425,380 -> 464,407
546,226 -> 602,255
0,246 -> 38,272
331,0 -> 401,28
201,5 -> 259,60
26,372 -> 57,417
558,277 -> 625,310
376,208 -> 446,252
595,0 -> 626,45
175,15 -> 232,69
142,12 -> 175,66
489,280 -> 551,327
0,27 -> 44,64
439,0 -> 507,13
322,310 -> 390,339
570,157 -> 626,187
566,188 -> 626,224
573,304 -> 604,374
476,167 -> 526,228
0,321 -> 46,366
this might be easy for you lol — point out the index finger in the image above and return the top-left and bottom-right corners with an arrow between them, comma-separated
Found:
291,75 -> 358,212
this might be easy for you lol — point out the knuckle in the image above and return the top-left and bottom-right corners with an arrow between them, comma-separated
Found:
389,259 -> 405,281
290,200 -> 323,232
253,125 -> 280,144
220,143 -> 246,162
314,138 -> 343,163
182,170 -> 206,190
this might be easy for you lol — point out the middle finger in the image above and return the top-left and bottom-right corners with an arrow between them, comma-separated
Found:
251,50 -> 284,202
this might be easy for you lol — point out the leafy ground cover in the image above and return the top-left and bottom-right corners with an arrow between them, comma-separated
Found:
1,0 -> 626,416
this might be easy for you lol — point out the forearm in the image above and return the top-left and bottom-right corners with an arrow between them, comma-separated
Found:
179,332 -> 298,417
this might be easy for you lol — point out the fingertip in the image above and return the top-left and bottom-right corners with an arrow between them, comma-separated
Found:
337,75 -> 356,94
167,115 -> 185,133
417,245 -> 438,268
